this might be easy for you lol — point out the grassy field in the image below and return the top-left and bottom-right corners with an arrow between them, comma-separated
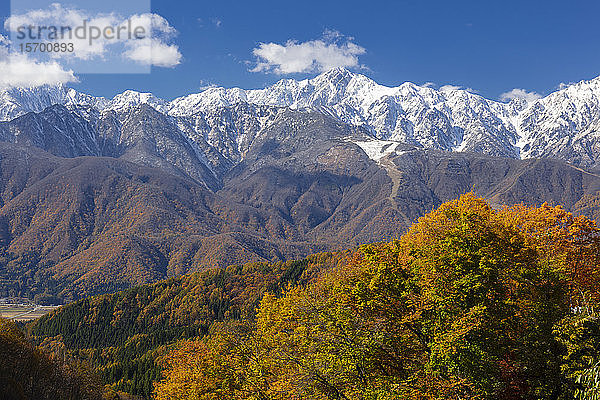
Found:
0,304 -> 60,321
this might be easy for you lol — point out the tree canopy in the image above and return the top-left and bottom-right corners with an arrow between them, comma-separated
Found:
154,194 -> 600,400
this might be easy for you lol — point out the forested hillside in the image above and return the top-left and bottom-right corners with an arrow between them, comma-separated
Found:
28,194 -> 600,399
155,194 -> 600,399
0,317 -> 102,400
30,252 -> 347,398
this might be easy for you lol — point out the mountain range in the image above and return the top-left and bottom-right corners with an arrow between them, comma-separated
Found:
2,68 -> 600,301
3,68 -> 600,168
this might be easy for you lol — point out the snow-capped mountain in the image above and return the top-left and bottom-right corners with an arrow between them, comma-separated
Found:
0,85 -> 70,121
0,85 -> 110,121
516,77 -> 600,166
168,68 -> 522,158
2,68 -> 600,168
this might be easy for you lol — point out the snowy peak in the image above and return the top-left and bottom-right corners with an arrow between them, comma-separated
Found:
0,84 -> 69,121
515,75 -> 600,165
0,84 -> 110,121
169,87 -> 248,116
109,90 -> 168,114
3,69 -> 600,167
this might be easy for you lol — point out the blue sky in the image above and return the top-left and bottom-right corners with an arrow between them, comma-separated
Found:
2,0 -> 600,101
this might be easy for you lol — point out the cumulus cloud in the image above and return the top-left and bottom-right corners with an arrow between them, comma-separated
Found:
0,35 -> 77,90
251,30 -> 366,74
557,82 -> 574,90
124,38 -> 182,67
439,84 -> 462,92
440,84 -> 478,94
4,4 -> 182,67
5,4 -> 119,60
123,14 -> 182,67
499,88 -> 542,103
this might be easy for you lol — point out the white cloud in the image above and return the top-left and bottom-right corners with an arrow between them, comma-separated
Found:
198,80 -> 217,90
128,13 -> 178,40
439,84 -> 478,94
0,37 -> 77,90
557,82 -> 574,90
499,88 -> 542,103
122,14 -> 182,67
4,5 -> 182,67
439,84 -> 462,92
124,38 -> 182,67
251,30 -> 366,74
5,4 -> 119,60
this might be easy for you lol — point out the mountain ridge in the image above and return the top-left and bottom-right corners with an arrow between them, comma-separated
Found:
2,70 -> 600,301
3,69 -> 600,167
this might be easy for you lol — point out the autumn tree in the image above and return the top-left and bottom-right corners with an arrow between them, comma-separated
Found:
155,194 -> 600,400
0,317 -> 102,400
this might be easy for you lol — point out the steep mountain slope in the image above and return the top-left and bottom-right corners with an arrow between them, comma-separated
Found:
0,142 -> 318,300
112,104 -> 221,189
0,104 -> 223,189
0,85 -> 107,121
2,95 -> 600,302
0,104 -> 100,158
196,68 -> 519,158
